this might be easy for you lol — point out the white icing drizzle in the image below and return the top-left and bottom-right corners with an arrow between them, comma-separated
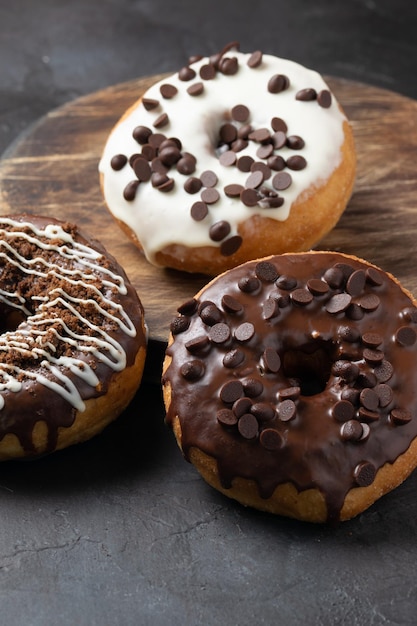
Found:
0,217 -> 138,412
99,50 -> 347,266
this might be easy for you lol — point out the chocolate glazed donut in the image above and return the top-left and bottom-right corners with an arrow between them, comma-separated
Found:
162,252 -> 417,523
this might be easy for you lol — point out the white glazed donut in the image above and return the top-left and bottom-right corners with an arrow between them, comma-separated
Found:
99,43 -> 356,275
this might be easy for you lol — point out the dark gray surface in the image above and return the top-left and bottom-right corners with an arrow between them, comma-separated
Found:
1,2 -> 417,624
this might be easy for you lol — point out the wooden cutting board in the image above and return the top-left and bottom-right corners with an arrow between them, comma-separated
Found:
1,75 -> 417,373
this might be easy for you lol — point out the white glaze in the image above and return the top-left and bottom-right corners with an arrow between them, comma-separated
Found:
99,50 -> 347,266
0,218 -> 137,412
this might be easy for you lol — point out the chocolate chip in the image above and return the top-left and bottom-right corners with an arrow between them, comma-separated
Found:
256,144 -> 274,159
360,388 -> 379,411
184,177 -> 203,194
358,294 -> 380,312
332,360 -> 359,383
296,88 -> 317,101
248,128 -> 271,143
374,360 -> 394,382
323,266 -> 344,289
271,117 -> 288,133
363,348 -> 384,365
267,155 -> 286,171
354,461 -> 376,487
220,151 -> 237,167
209,322 -> 231,344
238,124 -> 252,139
235,322 -> 255,342
185,334 -> 210,355
133,157 -> 152,182
276,275 -> 297,290
325,293 -> 352,314
240,188 -> 259,207
395,326 -> 417,346
362,332 -> 383,348
223,348 -> 245,369
231,138 -> 249,153
159,146 -> 182,166
141,144 -> 156,161
346,303 -> 364,321
217,408 -> 238,427
177,298 -> 198,316
271,131 -> 287,150
187,82 -> 205,96
190,201 -> 208,221
220,123 -> 238,144
222,294 -> 243,314
236,156 -> 254,173
245,170 -> 264,189
390,408 -> 412,426
358,407 -> 380,422
156,177 -> 175,192
291,288 -> 313,306
243,378 -> 264,398
268,74 -> 290,93
180,359 -> 205,381
317,89 -> 332,108
200,302 -> 223,326
263,297 -> 280,320
260,428 -> 283,450
170,314 -> 190,335
263,347 -> 281,372
123,180 -> 140,201
177,154 -> 197,175
142,98 -> 159,111
346,270 -> 366,297
252,161 -> 272,179
272,172 -> 292,191
224,183 -> 244,197
153,113 -> 170,129
233,397 -> 253,418
148,133 -> 166,149
247,50 -> 263,68
220,236 -> 242,256
375,383 -> 393,408
209,221 -> 231,242
231,104 -> 250,122
341,388 -> 360,405
332,400 -> 355,422
201,188 -> 220,204
110,154 -> 128,170
402,307 -> 417,323
278,399 -> 296,422
357,371 -> 377,389
160,83 -> 178,99
286,155 -> 307,171
200,170 -> 218,188
200,63 -> 216,80
307,279 -> 329,296
219,56 -> 239,75
278,386 -> 301,401
238,413 -> 259,439
286,135 -> 305,150
338,326 -> 360,343
178,66 -> 197,81
340,420 -> 363,441
133,125 -> 153,145
365,267 -> 384,286
360,423 -> 371,441
255,261 -> 279,282
220,380 -> 244,404
238,275 -> 261,293
251,402 -> 275,422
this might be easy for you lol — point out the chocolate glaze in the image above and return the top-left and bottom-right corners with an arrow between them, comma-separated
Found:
163,252 -> 417,522
0,215 -> 146,456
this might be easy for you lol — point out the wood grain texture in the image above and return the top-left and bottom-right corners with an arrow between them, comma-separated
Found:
0,75 -> 416,357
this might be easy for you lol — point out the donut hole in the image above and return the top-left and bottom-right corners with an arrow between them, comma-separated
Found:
0,306 -> 27,334
283,340 -> 336,396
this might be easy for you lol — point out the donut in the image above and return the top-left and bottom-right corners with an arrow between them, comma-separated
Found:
99,43 -> 356,276
162,251 -> 417,523
0,215 -> 147,460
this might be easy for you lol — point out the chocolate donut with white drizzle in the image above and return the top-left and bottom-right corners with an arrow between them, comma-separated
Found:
0,215 -> 146,459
